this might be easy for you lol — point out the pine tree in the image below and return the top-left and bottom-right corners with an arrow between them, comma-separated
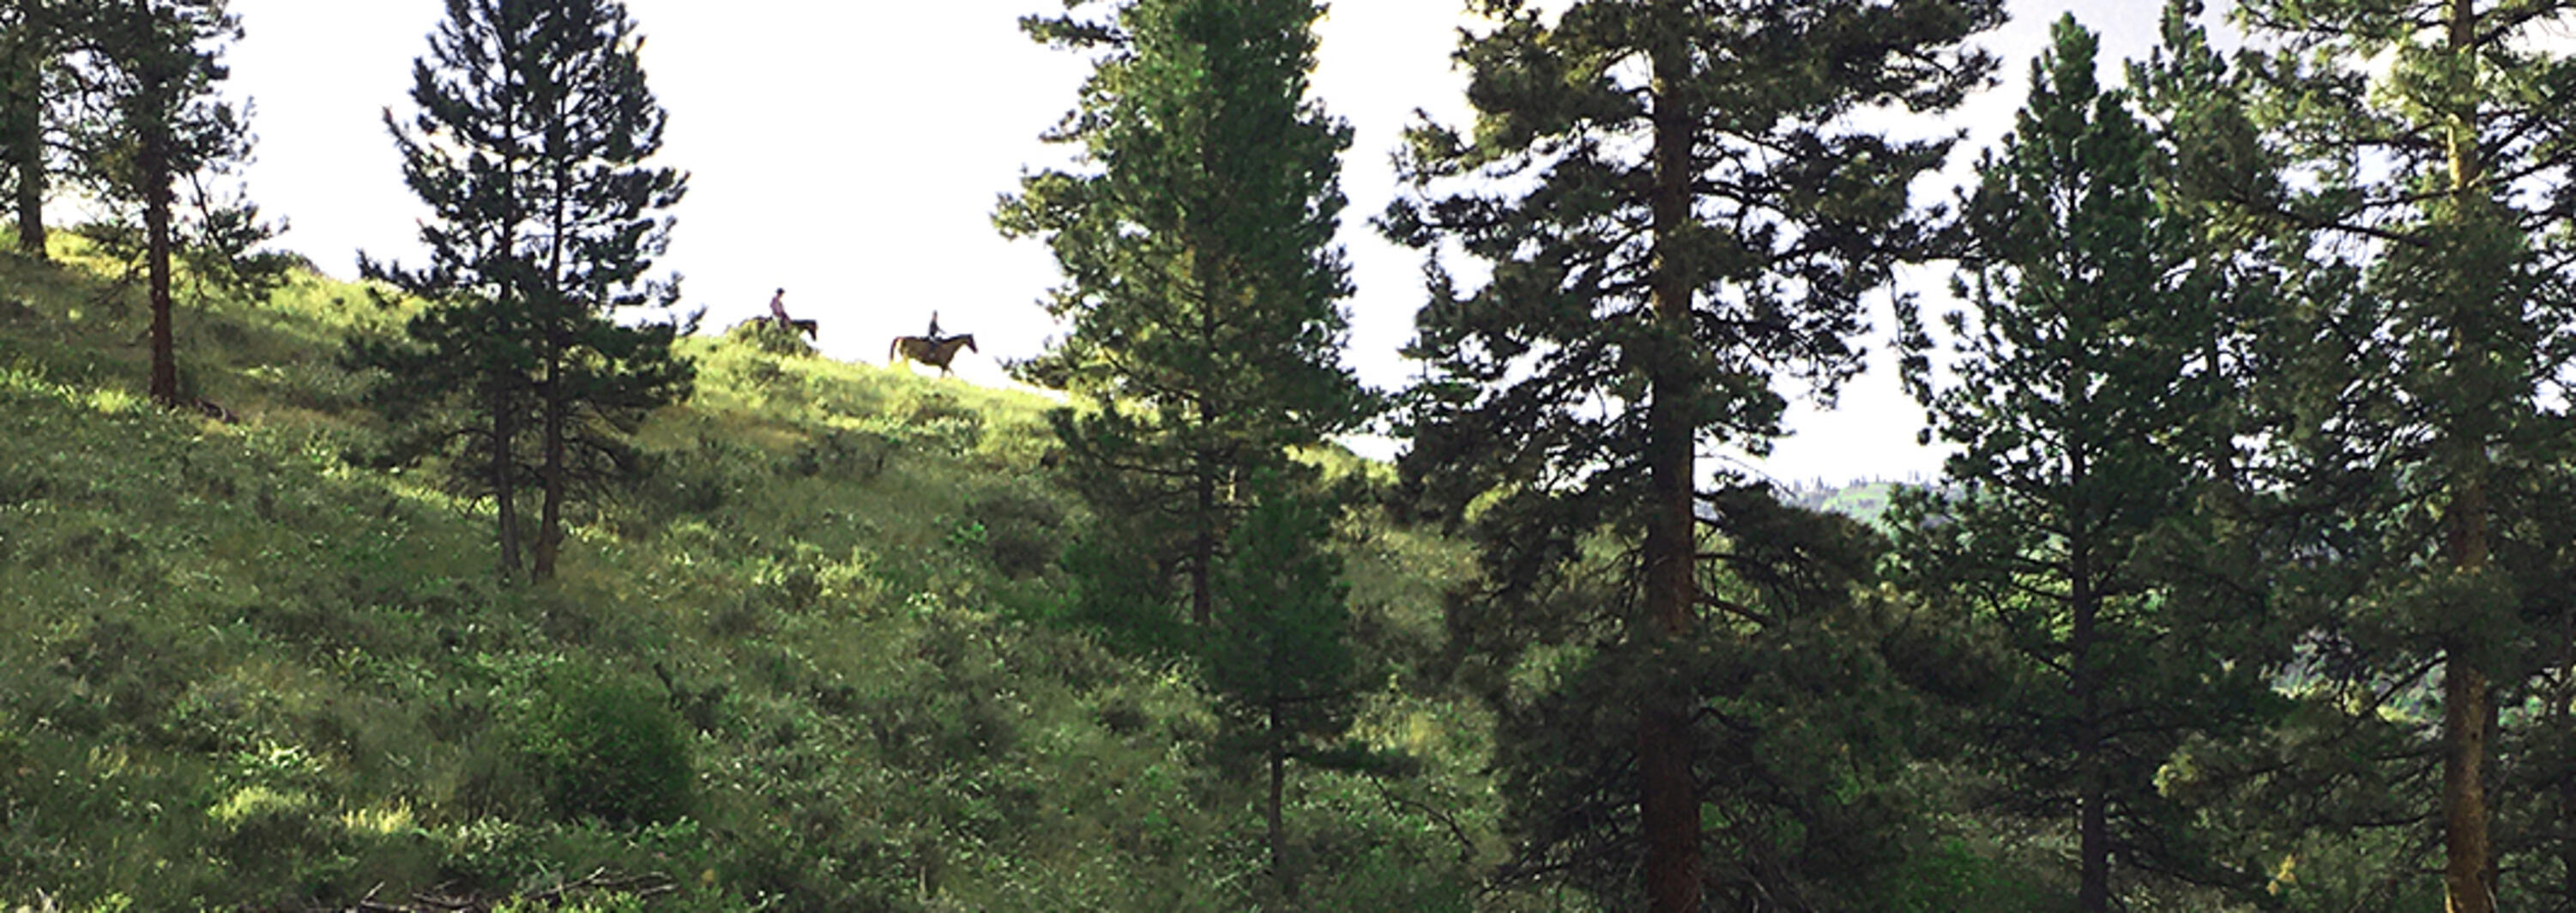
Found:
0,0 -> 74,257
2207,2 -> 2576,908
1204,473 -> 1364,902
997,0 -> 1369,633
1385,1 -> 2000,908
66,0 -> 244,405
355,0 -> 691,583
1896,16 -> 2282,909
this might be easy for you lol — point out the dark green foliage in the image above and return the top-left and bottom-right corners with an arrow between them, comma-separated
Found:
1462,489 -> 1943,910
353,0 -> 693,582
1204,473 -> 1367,899
999,0 -> 1372,628
1053,529 -> 1193,656
1387,1 -> 2001,907
2200,1 -> 2576,907
999,5 -> 1395,889
1206,481 -> 1357,745
1,0 -> 72,257
968,488 -> 1065,579
1895,15 -> 2283,908
514,665 -> 693,827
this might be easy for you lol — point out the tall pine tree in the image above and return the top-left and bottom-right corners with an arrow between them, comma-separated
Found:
2210,2 -> 2576,908
1896,16 -> 2282,909
0,0 -> 75,257
1385,1 -> 2000,908
998,2 -> 1373,896
355,0 -> 691,583
996,0 -> 1369,636
68,0 -> 244,405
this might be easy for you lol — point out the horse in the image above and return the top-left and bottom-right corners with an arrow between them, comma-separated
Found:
890,334 -> 976,374
733,317 -> 817,339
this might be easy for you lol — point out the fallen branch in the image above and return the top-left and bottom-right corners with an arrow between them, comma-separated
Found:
300,868 -> 678,913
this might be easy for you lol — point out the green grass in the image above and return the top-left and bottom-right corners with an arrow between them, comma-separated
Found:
0,236 -> 1493,912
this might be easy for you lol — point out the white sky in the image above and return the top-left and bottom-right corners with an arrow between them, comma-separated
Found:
217,0 -> 2178,486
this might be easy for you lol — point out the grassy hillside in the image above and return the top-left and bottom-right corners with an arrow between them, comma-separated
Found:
0,234 -> 1493,912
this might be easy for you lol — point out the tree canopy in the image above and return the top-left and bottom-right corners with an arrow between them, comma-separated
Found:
353,0 -> 692,582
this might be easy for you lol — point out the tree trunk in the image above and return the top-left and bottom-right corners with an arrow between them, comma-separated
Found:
2437,3 -> 2495,910
4,63 -> 39,258
1638,8 -> 1701,910
2442,654 -> 2493,913
2065,334 -> 2109,912
2560,628 -> 2576,911
2072,537 -> 2108,912
2561,683 -> 2575,912
9,142 -> 35,257
532,354 -> 566,581
142,124 -> 177,407
3,10 -> 41,259
1269,700 -> 1293,904
1193,459 -> 1216,626
492,378 -> 523,579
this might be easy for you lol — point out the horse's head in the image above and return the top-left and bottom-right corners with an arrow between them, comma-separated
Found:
954,334 -> 978,354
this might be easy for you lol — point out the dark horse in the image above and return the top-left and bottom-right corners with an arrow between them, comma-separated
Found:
739,317 -> 817,338
890,334 -> 976,374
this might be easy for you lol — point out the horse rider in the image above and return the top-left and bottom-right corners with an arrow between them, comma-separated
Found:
926,310 -> 944,342
770,288 -> 793,328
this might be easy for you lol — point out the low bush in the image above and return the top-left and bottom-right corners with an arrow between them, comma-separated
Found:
512,664 -> 694,828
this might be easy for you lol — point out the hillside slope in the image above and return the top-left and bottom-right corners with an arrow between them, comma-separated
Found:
0,237 -> 1489,912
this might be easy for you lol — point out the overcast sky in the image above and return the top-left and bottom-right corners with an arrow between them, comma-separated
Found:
212,0 -> 2180,485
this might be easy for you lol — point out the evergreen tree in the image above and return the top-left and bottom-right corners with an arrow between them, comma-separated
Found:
1896,17 -> 2281,910
1385,1 -> 2000,908
1204,474 -> 1364,902
2207,2 -> 2576,908
0,0 -> 76,257
355,0 -> 691,583
1467,487 -> 1935,910
65,0 -> 244,405
996,0 -> 1369,632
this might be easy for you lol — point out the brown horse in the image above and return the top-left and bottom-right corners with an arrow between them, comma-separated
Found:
890,334 -> 976,374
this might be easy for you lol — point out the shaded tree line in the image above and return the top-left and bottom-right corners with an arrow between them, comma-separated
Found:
1377,0 -> 2576,911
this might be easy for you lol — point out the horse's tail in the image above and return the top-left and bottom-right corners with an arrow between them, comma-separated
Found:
889,336 -> 904,364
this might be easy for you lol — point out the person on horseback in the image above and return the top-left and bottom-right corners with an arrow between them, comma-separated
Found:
759,288 -> 818,339
926,310 -> 944,342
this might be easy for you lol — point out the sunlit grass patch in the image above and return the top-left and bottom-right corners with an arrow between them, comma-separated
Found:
1,228 -> 1492,911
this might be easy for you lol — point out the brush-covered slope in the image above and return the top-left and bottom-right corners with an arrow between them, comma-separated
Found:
0,234 -> 1491,912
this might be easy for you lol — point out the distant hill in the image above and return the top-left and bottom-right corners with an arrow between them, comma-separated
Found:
1777,479 -> 1918,527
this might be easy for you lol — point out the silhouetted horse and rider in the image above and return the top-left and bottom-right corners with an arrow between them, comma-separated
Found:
766,288 -> 818,338
890,310 -> 974,374
758,293 -> 974,374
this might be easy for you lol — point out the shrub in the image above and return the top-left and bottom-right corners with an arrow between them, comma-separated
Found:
968,490 -> 1065,578
726,320 -> 813,359
516,667 -> 694,828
